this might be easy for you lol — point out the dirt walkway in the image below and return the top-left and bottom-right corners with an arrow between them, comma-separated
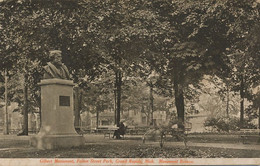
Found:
0,134 -> 259,151
163,141 -> 260,150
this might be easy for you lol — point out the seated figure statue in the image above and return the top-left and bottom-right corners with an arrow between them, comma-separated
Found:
43,50 -> 70,80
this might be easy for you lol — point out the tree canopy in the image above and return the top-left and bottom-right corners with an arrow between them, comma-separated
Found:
0,0 -> 260,131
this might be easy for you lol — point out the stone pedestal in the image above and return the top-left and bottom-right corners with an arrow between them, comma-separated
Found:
30,79 -> 85,149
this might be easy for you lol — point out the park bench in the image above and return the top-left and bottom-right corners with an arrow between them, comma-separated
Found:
164,122 -> 192,147
9,129 -> 38,134
93,126 -> 119,138
127,126 -> 147,135
125,126 -> 135,135
239,129 -> 260,144
29,129 -> 39,134
74,126 -> 91,135
9,129 -> 20,134
168,122 -> 192,136
142,123 -> 192,148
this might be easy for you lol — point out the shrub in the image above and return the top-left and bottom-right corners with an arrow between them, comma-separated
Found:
204,116 -> 240,132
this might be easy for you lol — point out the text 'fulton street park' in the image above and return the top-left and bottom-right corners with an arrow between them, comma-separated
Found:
39,158 -> 194,164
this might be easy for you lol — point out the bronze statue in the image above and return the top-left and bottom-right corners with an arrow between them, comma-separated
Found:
43,50 -> 70,80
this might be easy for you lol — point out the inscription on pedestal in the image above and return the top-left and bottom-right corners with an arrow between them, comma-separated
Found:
59,96 -> 70,106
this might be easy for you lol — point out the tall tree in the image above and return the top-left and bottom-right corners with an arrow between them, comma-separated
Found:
222,0 -> 259,127
246,22 -> 260,131
142,0 -> 232,129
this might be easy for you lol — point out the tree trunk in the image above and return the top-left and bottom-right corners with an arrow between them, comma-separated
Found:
96,104 -> 99,129
141,105 -> 149,125
74,86 -> 80,133
114,77 -> 117,125
226,85 -> 230,118
165,102 -> 171,121
240,76 -> 244,128
146,105 -> 150,125
116,71 -> 122,127
173,77 -> 185,130
258,107 -> 260,136
149,83 -> 154,126
39,98 -> 41,128
79,91 -> 83,128
4,69 -> 9,135
22,73 -> 29,135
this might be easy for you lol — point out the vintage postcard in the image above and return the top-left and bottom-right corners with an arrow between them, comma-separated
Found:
0,0 -> 259,165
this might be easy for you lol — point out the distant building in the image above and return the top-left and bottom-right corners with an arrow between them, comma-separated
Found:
0,102 -> 40,133
153,111 -> 167,126
124,109 -> 148,127
90,111 -> 114,129
80,109 -> 168,129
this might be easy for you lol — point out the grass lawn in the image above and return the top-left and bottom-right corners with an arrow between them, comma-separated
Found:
0,136 -> 259,158
187,134 -> 241,143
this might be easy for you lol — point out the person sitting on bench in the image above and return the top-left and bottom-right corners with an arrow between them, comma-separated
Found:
113,122 -> 126,139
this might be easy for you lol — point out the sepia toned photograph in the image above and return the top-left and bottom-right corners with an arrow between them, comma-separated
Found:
0,0 -> 259,165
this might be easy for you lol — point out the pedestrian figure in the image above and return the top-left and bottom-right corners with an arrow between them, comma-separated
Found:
113,122 -> 126,139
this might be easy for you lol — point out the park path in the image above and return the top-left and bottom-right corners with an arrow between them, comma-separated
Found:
82,134 -> 260,151
168,142 -> 260,150
0,134 -> 29,140
0,134 -> 259,151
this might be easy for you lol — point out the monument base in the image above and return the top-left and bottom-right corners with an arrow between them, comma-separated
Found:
30,135 -> 85,150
